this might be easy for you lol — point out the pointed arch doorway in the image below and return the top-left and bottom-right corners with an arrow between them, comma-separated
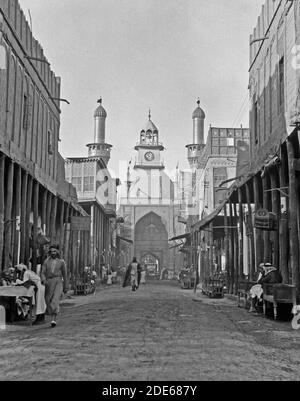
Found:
134,212 -> 169,275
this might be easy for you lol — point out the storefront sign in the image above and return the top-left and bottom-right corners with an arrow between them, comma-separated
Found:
254,208 -> 278,231
70,216 -> 91,231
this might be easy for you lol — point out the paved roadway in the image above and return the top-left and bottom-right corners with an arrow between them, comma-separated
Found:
1,280 -> 300,381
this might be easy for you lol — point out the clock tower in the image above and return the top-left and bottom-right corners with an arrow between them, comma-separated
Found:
134,110 -> 165,170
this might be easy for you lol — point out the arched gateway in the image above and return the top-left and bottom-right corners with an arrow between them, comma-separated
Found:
134,212 -> 169,274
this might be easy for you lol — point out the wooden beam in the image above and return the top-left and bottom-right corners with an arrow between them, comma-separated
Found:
0,154 -> 5,271
41,188 -> 47,236
25,175 -> 33,265
246,180 -> 255,280
63,203 -> 70,262
4,161 -> 14,268
233,202 -> 239,295
59,199 -> 65,253
32,180 -> 39,272
209,222 -> 213,276
279,144 -> 289,283
13,165 -> 22,266
228,201 -> 234,294
46,192 -> 52,238
20,171 -> 28,263
287,137 -> 300,292
224,204 -> 230,292
254,175 -> 263,269
262,174 -> 271,262
238,187 -> 244,278
270,168 -> 280,269
50,196 -> 57,244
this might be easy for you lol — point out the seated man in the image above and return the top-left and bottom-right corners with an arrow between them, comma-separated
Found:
249,263 -> 282,312
15,264 -> 46,324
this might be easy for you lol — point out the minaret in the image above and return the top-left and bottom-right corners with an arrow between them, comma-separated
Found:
186,99 -> 206,169
86,98 -> 112,165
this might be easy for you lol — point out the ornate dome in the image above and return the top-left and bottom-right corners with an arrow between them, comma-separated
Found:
192,99 -> 205,119
94,98 -> 107,118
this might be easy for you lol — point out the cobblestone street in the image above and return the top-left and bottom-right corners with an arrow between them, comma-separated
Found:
1,281 -> 300,381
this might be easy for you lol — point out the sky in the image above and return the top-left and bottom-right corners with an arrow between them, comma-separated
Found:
19,0 -> 263,180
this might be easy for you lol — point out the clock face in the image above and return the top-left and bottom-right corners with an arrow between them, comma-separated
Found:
144,151 -> 154,162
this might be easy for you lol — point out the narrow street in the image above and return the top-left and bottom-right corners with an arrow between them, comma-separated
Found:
1,281 -> 300,381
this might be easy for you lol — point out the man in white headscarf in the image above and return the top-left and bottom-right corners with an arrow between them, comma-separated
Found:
15,263 -> 46,324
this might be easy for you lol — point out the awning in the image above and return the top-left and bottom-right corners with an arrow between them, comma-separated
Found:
117,235 -> 133,244
169,232 -> 191,241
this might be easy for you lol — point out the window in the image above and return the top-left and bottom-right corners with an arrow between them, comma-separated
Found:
48,130 -> 53,154
254,100 -> 259,145
279,56 -> 284,108
227,138 -> 234,146
22,94 -> 29,130
72,177 -> 82,192
213,167 -> 227,186
83,176 -> 94,192
213,167 -> 228,208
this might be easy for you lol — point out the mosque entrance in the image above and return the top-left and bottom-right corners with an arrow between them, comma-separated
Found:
141,253 -> 160,279
134,212 -> 169,276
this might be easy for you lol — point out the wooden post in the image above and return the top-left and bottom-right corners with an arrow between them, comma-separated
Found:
0,154 -> 5,271
63,203 -> 70,261
90,204 -> 95,267
209,222 -> 213,276
254,175 -> 263,270
20,171 -> 28,264
59,199 -> 65,254
25,175 -> 33,265
97,207 -> 101,270
224,203 -> 230,292
246,180 -> 255,280
50,196 -> 57,244
46,192 -> 52,238
64,205 -> 71,281
229,201 -> 234,294
32,180 -> 39,272
233,202 -> 239,295
279,145 -> 289,283
4,161 -> 14,268
270,168 -> 280,268
41,188 -> 47,235
287,137 -> 300,292
262,174 -> 271,262
13,165 -> 22,266
238,187 -> 244,279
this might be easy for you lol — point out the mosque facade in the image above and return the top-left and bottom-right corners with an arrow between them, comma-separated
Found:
118,112 -> 185,275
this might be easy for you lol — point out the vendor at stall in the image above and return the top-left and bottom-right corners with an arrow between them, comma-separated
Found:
15,264 -> 46,324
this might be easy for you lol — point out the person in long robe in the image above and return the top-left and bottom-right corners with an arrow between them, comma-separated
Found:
15,263 -> 46,324
41,245 -> 68,328
123,257 -> 141,291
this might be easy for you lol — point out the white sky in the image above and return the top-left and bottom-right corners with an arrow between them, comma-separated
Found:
19,0 -> 263,178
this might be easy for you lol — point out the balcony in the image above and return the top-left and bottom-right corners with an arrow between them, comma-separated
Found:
134,142 -> 164,151
134,161 -> 165,170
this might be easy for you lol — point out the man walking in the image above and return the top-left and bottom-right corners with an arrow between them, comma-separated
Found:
123,257 -> 141,291
41,244 -> 68,327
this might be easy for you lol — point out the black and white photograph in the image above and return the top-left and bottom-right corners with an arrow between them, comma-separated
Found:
0,0 -> 300,386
